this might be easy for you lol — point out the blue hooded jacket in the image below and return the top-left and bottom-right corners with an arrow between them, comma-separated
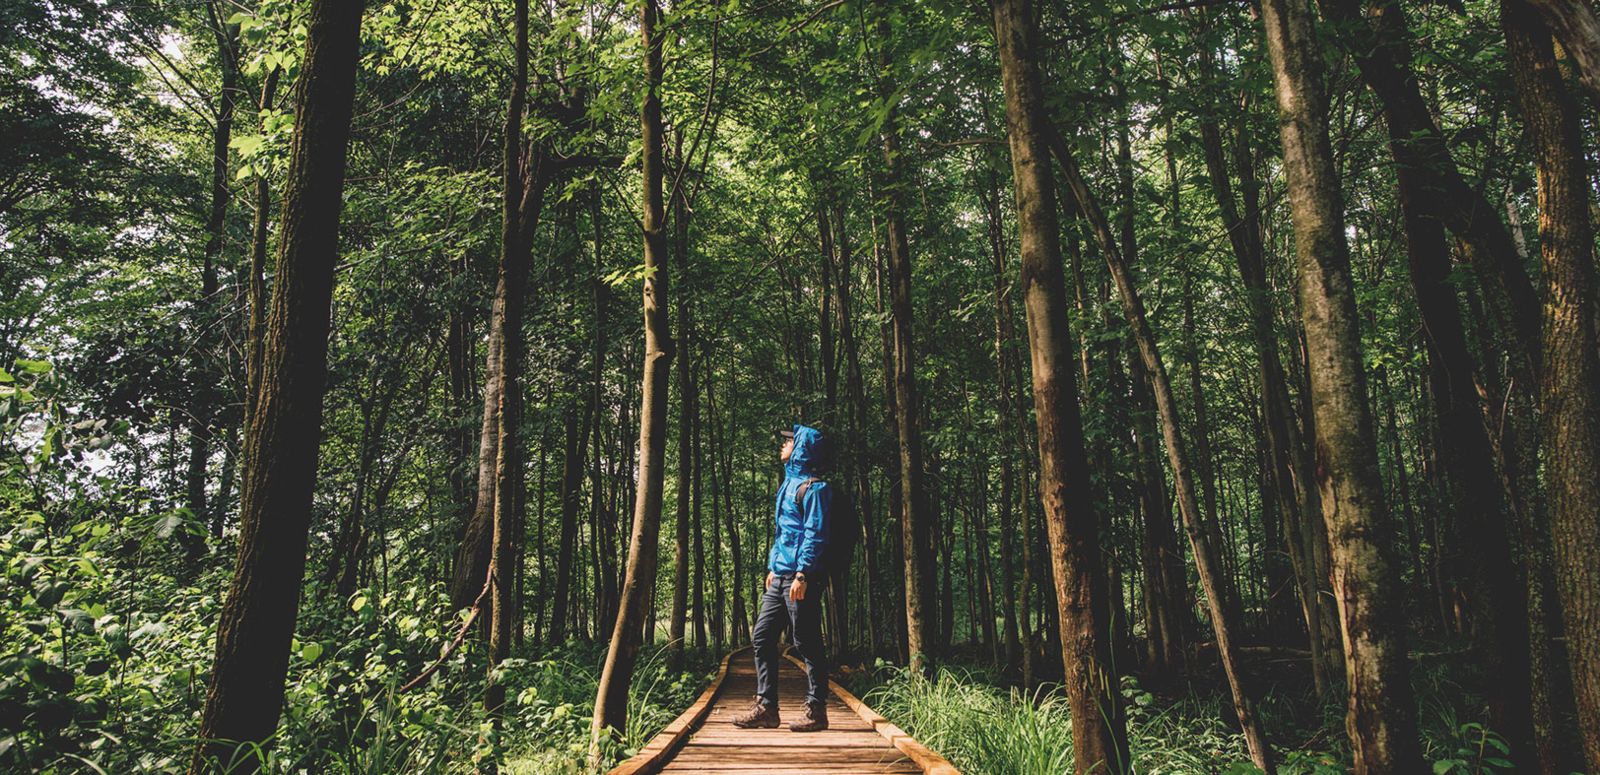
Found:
768,423 -> 831,576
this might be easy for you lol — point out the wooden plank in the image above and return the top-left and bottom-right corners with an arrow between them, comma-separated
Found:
622,647 -> 959,775
606,648 -> 740,775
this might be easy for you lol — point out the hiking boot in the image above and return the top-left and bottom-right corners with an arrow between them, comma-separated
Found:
788,699 -> 829,732
731,697 -> 780,729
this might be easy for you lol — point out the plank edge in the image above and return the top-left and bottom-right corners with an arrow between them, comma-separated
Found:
605,646 -> 741,775
782,651 -> 962,775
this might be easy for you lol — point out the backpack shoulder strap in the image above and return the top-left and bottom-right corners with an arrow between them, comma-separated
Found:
794,476 -> 822,507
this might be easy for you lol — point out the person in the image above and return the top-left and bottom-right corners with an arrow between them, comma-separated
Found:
731,423 -> 834,732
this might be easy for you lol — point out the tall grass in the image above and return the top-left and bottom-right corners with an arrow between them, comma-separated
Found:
862,655 -> 1517,775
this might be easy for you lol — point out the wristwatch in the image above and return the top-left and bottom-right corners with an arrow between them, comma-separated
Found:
795,572 -> 806,581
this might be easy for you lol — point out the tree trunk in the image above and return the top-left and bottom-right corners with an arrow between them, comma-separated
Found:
834,204 -> 882,657
1523,0 -> 1600,109
1044,122 -> 1275,770
873,13 -> 935,673
185,8 -> 240,560
1502,2 -> 1600,768
1315,0 -> 1540,383
1257,0 -> 1423,768
188,0 -> 363,767
485,0 -> 530,731
982,172 -> 1024,674
991,0 -> 1131,768
243,68 -> 280,468
1355,6 -> 1536,758
590,0 -> 671,759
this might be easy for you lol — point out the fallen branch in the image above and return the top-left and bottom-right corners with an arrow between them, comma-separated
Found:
397,573 -> 493,694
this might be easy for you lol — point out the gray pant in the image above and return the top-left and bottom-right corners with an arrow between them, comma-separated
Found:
751,573 -> 829,707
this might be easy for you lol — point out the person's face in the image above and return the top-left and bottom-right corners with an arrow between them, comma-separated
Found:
780,437 -> 794,463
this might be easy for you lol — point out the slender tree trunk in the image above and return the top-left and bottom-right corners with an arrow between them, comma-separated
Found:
991,0 -> 1131,768
185,8 -> 240,560
243,68 -> 280,461
873,13 -> 935,673
188,0 -> 364,767
1189,18 -> 1338,690
1257,0 -> 1423,767
982,173 -> 1024,675
484,0 -> 530,736
453,299 -> 501,608
834,204 -> 881,656
591,0 -> 671,759
1503,3 -> 1600,768
1046,123 -> 1275,770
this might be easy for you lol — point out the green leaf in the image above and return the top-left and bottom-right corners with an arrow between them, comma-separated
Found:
300,641 -> 323,663
14,359 -> 52,374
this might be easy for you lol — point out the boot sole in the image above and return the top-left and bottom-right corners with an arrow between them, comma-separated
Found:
788,723 -> 828,732
732,719 -> 781,729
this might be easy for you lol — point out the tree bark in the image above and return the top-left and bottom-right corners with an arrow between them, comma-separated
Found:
188,0 -> 364,767
991,0 -> 1132,769
872,12 -> 936,673
1522,0 -> 1600,109
1502,2 -> 1600,768
1257,0 -> 1424,768
590,0 -> 672,759
185,6 -> 240,560
485,0 -> 530,730
1043,121 -> 1275,771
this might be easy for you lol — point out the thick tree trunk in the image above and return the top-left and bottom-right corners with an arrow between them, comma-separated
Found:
590,0 -> 672,759
1360,11 -> 1536,759
991,0 -> 1132,769
1522,0 -> 1600,109
1502,3 -> 1600,768
187,0 -> 364,768
1257,0 -> 1424,768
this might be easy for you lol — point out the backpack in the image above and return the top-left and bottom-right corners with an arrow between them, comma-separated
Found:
793,477 -> 858,576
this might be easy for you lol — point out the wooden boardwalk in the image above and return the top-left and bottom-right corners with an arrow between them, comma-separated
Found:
608,648 -> 958,775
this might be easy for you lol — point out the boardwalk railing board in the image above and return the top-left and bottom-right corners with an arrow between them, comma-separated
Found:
780,652 -> 961,775
606,648 -> 739,775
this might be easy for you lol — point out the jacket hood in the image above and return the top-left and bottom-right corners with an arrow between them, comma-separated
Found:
784,423 -> 826,477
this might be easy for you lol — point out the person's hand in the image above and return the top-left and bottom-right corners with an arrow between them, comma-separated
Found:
789,576 -> 807,602
765,571 -> 776,594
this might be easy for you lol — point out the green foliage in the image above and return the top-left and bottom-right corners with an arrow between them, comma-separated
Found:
861,655 -> 1528,775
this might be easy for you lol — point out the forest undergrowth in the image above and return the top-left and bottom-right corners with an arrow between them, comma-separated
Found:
853,645 -> 1517,775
